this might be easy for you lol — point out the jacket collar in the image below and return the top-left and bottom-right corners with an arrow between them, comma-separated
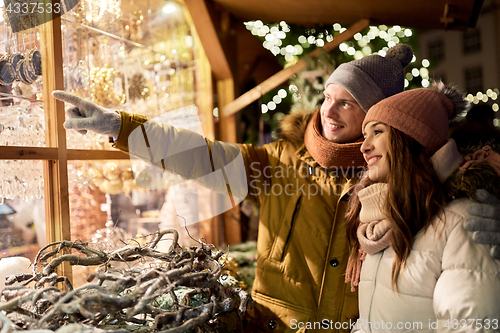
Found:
276,109 -> 315,148
430,139 -> 464,183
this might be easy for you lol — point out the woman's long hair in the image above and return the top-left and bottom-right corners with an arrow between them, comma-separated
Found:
345,127 -> 446,291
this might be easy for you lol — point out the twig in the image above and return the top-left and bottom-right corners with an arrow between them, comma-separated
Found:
0,228 -> 251,332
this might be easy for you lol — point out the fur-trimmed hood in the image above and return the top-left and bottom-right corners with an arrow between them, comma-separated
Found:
275,109 -> 316,147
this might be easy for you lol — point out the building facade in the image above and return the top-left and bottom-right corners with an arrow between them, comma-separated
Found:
418,0 -> 500,117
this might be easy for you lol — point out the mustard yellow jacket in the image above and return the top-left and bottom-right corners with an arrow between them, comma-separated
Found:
111,110 -> 360,333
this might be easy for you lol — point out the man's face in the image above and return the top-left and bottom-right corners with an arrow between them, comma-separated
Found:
320,84 -> 366,143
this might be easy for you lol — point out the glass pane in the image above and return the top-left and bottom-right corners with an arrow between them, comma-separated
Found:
68,159 -> 175,242
62,0 -> 199,148
0,4 -> 45,147
0,4 -> 45,280
0,159 -> 44,201
0,160 -> 44,263
68,159 -> 187,287
68,164 -> 212,289
64,0 -> 123,37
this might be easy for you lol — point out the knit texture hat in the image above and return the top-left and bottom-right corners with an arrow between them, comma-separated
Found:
363,81 -> 468,154
326,44 -> 413,112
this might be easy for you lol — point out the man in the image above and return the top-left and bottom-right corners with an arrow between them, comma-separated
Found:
53,44 -> 500,332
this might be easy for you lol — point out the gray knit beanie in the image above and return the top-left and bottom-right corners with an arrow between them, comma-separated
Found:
326,44 -> 413,112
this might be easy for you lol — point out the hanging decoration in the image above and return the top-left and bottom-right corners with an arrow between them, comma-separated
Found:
92,193 -> 129,251
128,72 -> 151,101
90,66 -> 126,107
86,162 -> 138,195
0,17 -> 42,86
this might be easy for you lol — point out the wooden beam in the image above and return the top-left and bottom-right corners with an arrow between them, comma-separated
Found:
222,18 -> 370,117
216,78 -> 241,245
40,13 -> 72,283
184,0 -> 232,80
0,147 -> 131,160
0,147 -> 58,160
66,150 -> 130,160
217,79 -> 237,142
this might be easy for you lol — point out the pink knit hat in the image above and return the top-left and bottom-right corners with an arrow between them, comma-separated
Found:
363,81 -> 468,154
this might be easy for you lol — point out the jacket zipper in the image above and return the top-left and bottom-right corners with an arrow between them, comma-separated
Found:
317,189 -> 350,326
366,252 -> 384,333
280,195 -> 302,262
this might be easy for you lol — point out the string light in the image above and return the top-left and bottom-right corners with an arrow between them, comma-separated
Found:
244,19 -> 464,110
419,68 -> 429,77
246,20 -> 420,69
464,88 -> 500,105
278,89 -> 287,98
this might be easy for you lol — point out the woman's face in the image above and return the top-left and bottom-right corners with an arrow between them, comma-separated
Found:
361,122 -> 391,182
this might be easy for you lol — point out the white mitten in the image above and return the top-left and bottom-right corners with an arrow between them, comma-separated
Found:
52,90 -> 121,136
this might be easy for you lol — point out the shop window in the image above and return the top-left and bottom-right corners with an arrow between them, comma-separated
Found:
465,66 -> 483,94
0,0 -> 212,285
0,7 -> 45,262
463,29 -> 481,54
428,39 -> 445,62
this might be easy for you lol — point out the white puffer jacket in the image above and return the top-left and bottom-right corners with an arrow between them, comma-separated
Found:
353,141 -> 500,333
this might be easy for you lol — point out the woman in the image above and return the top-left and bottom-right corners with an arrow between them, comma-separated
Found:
345,81 -> 500,333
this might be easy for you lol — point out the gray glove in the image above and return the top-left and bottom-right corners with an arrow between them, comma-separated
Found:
52,90 -> 121,137
464,189 -> 500,259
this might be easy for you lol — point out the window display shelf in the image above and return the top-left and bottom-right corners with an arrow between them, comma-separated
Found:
0,92 -> 43,103
61,17 -> 148,50
0,243 -> 39,259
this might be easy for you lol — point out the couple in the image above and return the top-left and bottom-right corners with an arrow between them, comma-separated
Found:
53,44 -> 500,332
